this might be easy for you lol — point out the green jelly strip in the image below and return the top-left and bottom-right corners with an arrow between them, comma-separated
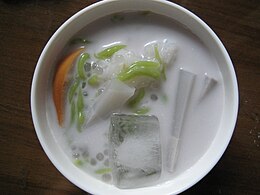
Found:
77,88 -> 84,111
70,100 -> 76,125
77,88 -> 85,131
78,111 -> 85,127
78,53 -> 90,80
73,159 -> 84,167
135,107 -> 150,115
154,45 -> 162,64
111,14 -> 124,22
140,11 -> 151,16
70,38 -> 91,45
154,45 -> 166,80
68,79 -> 80,103
128,61 -> 160,69
88,75 -> 100,86
117,61 -> 161,82
95,168 -> 112,174
161,94 -> 168,103
127,88 -> 145,108
95,44 -> 126,60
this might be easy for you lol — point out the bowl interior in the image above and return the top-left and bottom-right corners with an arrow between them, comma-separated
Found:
31,0 -> 238,194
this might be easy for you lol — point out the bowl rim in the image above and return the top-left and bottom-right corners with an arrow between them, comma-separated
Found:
31,0 -> 239,194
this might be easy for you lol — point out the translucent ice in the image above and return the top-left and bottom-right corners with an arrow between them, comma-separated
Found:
109,114 -> 162,189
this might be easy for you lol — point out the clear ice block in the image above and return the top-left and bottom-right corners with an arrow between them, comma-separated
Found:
109,114 -> 162,189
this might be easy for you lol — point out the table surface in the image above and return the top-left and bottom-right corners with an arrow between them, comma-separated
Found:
0,0 -> 259,194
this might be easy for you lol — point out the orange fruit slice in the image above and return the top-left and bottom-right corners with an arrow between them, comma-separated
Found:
53,47 -> 84,126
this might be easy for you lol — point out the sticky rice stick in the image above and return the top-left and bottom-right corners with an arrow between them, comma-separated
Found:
167,68 -> 196,172
198,73 -> 217,102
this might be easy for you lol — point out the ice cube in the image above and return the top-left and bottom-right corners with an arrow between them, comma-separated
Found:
109,114 -> 162,189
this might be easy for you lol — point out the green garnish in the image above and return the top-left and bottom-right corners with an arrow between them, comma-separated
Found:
95,44 -> 126,60
135,107 -> 150,114
88,75 -> 100,86
127,88 -> 145,108
95,168 -> 112,174
154,45 -> 166,80
78,53 -> 90,80
117,61 -> 161,81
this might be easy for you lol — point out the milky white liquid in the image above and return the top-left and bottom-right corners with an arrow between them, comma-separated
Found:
46,12 -> 224,186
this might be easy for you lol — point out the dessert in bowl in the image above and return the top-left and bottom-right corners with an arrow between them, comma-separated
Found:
31,0 -> 238,194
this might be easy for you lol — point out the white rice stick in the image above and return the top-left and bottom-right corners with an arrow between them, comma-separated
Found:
198,73 -> 217,102
167,68 -> 196,172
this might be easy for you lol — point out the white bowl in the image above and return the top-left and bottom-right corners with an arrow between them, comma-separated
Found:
31,0 -> 238,194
